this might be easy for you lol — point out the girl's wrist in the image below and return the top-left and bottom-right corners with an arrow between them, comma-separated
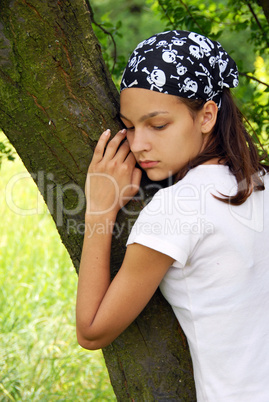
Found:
85,212 -> 117,226
84,212 -> 117,238
85,210 -> 117,223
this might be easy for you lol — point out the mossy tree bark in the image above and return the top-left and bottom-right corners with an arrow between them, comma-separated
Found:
0,1 -> 195,400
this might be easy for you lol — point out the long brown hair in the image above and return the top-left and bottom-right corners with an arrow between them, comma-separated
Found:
176,89 -> 269,206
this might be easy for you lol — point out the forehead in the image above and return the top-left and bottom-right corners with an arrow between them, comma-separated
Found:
120,88 -> 178,109
119,88 -> 188,121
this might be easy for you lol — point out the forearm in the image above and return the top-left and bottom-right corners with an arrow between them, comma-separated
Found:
76,128 -> 142,349
76,213 -> 116,347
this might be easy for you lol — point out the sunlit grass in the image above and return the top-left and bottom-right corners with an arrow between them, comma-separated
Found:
0,133 -> 116,401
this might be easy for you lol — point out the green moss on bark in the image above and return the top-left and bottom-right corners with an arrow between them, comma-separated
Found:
0,1 -> 196,400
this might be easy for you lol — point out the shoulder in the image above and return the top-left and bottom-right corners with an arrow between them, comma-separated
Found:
147,165 -> 236,207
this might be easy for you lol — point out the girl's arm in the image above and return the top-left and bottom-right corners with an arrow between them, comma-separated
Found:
76,129 -> 173,350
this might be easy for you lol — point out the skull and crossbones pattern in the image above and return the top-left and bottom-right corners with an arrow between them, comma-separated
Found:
120,30 -> 239,108
128,51 -> 146,72
142,66 -> 166,91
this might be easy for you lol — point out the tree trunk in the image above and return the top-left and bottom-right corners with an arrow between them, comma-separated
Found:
0,0 -> 195,400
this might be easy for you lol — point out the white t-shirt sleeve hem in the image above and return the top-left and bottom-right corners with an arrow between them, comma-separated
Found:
126,233 -> 187,268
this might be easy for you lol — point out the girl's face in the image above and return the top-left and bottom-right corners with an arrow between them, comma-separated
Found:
120,88 -> 208,181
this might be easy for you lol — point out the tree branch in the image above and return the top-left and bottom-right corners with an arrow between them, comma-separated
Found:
158,0 -> 175,27
239,71 -> 269,88
257,0 -> 269,24
244,0 -> 269,48
84,0 -> 117,72
246,0 -> 263,30
178,0 -> 207,35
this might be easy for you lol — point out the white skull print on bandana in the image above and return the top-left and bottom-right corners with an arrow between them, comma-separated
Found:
120,30 -> 239,109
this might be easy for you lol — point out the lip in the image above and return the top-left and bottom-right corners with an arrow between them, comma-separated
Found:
139,160 -> 159,169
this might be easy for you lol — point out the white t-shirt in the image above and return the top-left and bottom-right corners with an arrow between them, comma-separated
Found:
127,165 -> 269,402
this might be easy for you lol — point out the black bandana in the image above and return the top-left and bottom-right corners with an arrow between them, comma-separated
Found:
120,30 -> 239,109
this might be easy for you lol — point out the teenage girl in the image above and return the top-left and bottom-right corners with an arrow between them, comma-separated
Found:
76,30 -> 269,401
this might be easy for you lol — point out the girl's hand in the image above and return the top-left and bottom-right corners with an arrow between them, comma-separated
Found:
85,129 -> 142,219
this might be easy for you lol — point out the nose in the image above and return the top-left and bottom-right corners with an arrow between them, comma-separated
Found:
128,128 -> 151,153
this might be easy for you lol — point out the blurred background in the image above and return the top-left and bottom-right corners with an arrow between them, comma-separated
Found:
0,0 -> 268,400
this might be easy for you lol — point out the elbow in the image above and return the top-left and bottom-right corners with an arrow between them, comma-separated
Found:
77,338 -> 101,351
76,329 -> 111,351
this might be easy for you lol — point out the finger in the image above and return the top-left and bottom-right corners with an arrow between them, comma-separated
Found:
102,129 -> 127,160
111,140 -> 131,163
91,129 -> 111,164
131,167 -> 142,191
124,150 -> 137,167
119,167 -> 142,208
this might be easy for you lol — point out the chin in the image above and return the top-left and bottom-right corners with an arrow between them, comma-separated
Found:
146,170 -> 172,182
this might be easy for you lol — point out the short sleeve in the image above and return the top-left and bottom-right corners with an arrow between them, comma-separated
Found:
126,186 -> 203,268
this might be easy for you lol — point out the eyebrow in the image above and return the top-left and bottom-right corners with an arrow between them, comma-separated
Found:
120,111 -> 169,123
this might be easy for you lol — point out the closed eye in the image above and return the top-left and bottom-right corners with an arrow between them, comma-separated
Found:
122,123 -> 168,131
153,124 -> 167,130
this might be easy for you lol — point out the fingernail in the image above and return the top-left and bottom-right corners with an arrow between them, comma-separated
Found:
104,129 -> 110,136
120,129 -> 126,134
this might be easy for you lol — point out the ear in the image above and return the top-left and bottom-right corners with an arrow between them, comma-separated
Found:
200,101 -> 218,134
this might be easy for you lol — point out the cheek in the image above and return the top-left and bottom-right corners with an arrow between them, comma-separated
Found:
126,133 -> 138,155
126,133 -> 133,147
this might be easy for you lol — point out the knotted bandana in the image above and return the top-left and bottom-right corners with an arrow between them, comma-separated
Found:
120,30 -> 239,109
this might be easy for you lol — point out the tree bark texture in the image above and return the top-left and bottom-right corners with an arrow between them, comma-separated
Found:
0,1 -> 195,400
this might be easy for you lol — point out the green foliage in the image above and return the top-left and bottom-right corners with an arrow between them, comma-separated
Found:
0,135 -> 15,168
154,0 -> 269,51
90,0 -> 268,148
90,0 -> 164,85
1,1 -> 268,160
0,133 -> 115,401
152,0 -> 269,144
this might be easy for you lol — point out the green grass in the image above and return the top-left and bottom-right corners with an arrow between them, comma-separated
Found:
0,133 -> 116,401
